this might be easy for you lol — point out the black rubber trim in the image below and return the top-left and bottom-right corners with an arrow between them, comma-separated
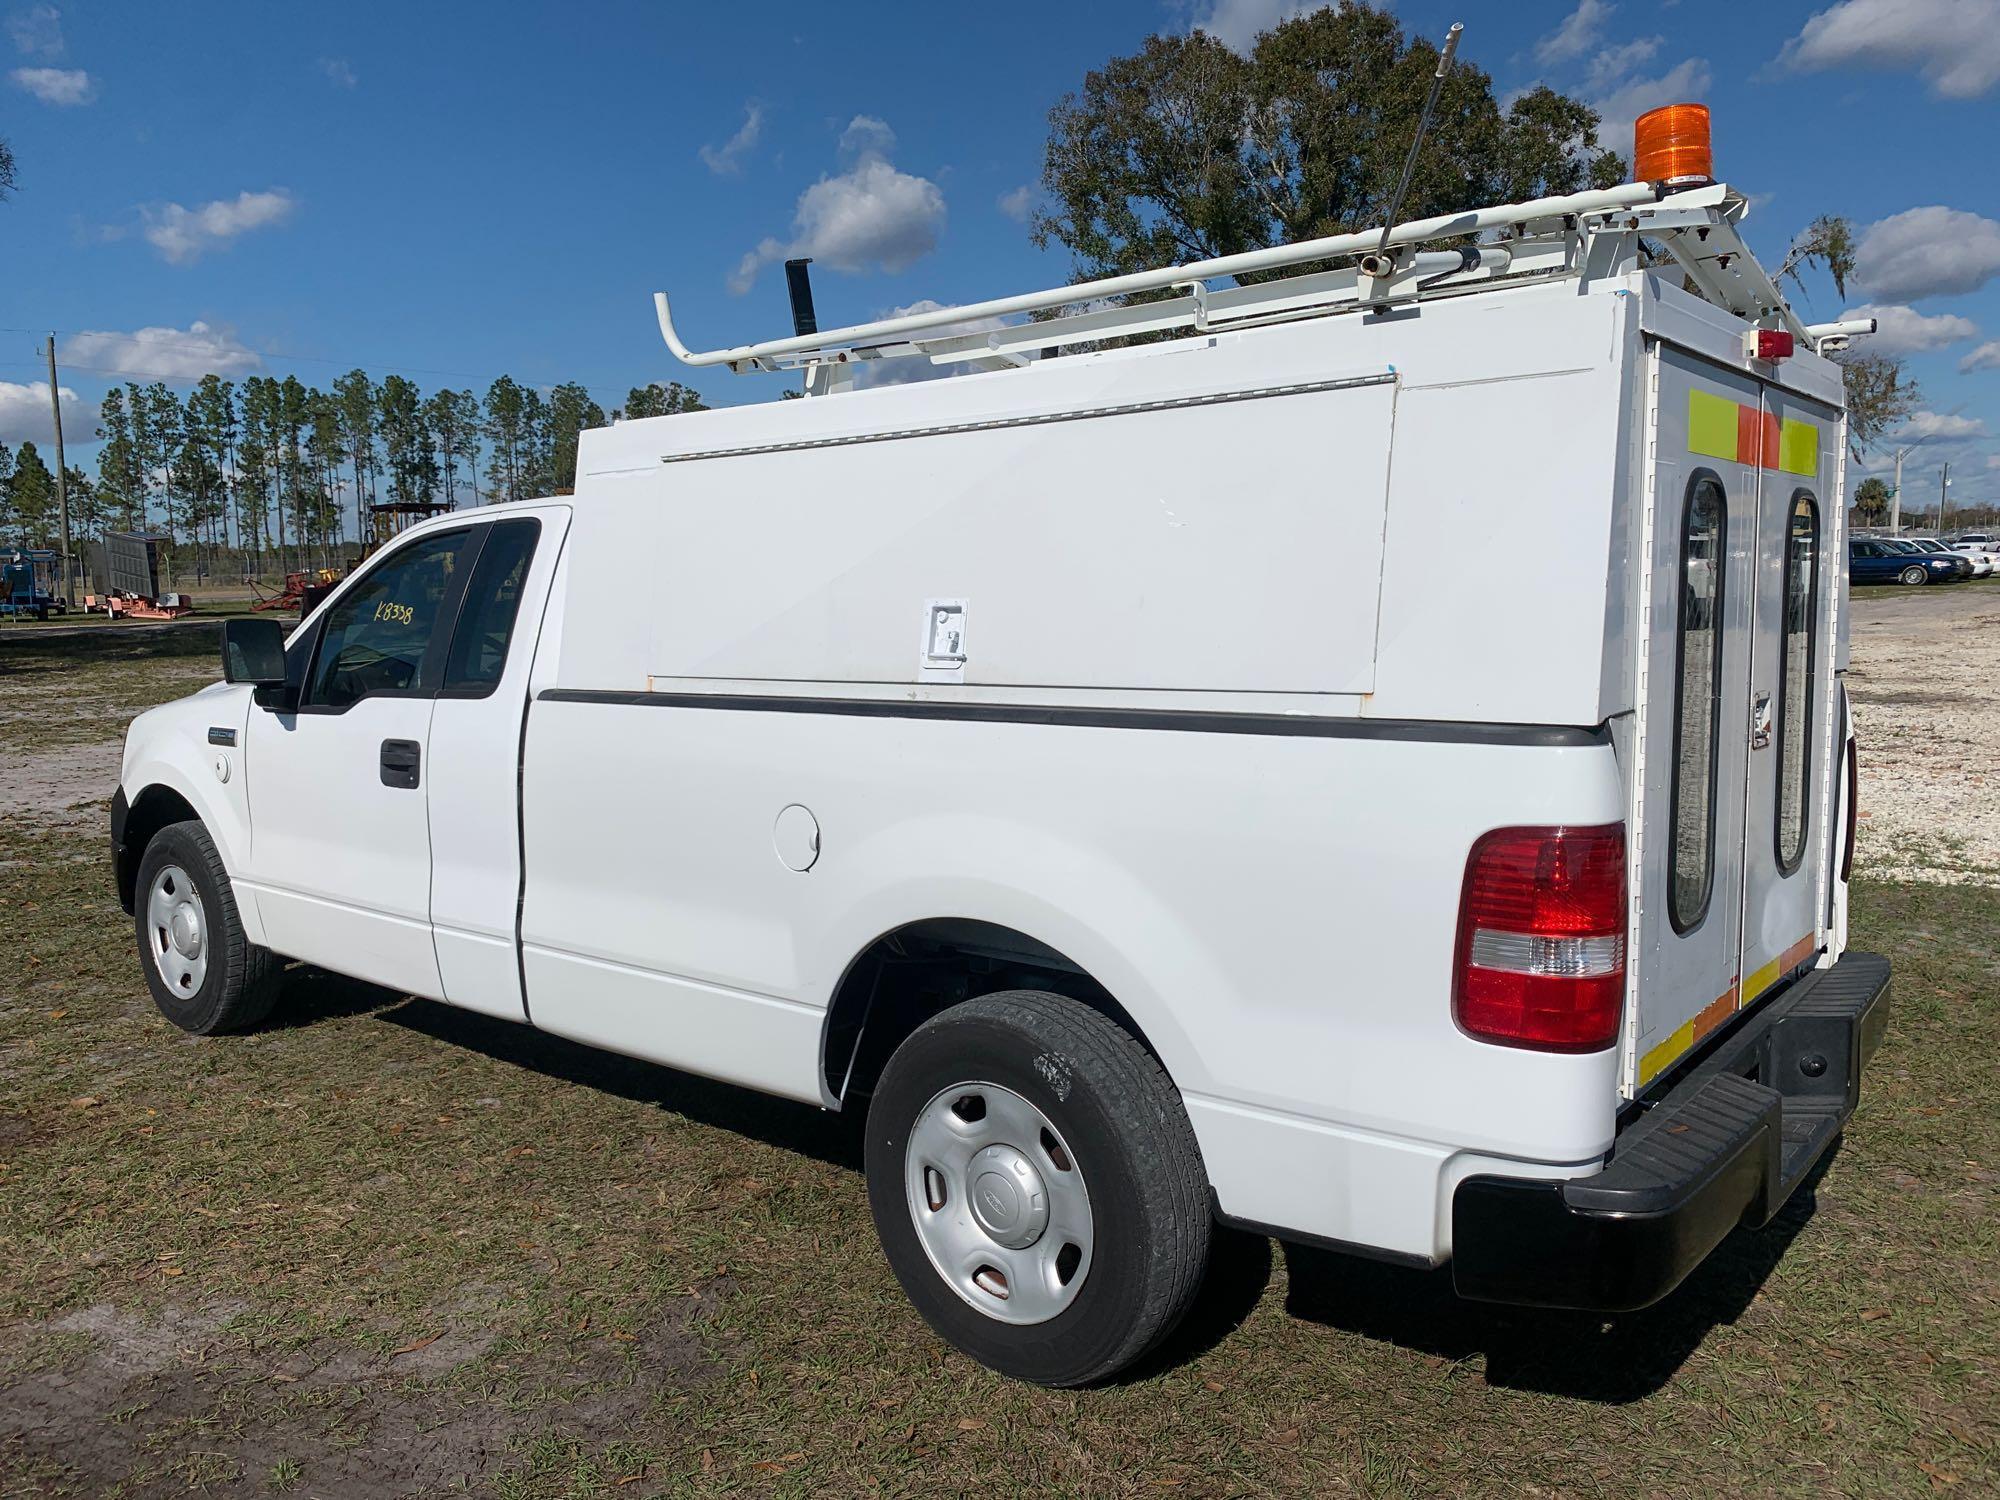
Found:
109,784 -> 133,915
1450,950 -> 1889,1311
535,689 -> 1609,748
1208,1193 -> 1437,1271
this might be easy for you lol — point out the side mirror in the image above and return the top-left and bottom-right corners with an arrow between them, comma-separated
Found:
222,617 -> 287,691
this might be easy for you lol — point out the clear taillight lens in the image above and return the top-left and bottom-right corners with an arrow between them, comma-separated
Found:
1453,824 -> 1627,1052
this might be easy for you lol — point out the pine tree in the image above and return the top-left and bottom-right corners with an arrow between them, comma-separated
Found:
333,369 -> 378,538
482,376 -> 528,504
616,382 -> 707,420
95,388 -> 144,533
547,382 -> 607,493
8,440 -> 54,547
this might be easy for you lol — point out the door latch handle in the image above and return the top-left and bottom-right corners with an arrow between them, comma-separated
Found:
380,738 -> 422,789
1750,692 -> 1773,750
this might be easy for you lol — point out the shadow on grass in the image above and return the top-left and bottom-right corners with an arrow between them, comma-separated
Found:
1275,1148 -> 1837,1403
368,991 -> 869,1172
0,619 -> 222,673
263,967 -> 1826,1391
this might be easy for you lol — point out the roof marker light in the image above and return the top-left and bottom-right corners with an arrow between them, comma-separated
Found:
1634,103 -> 1713,189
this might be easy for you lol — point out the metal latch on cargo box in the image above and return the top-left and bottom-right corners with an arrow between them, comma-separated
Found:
1751,692 -> 1772,750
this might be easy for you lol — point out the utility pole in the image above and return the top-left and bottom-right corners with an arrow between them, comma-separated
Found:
1939,462 -> 1950,535
44,335 -> 73,606
1890,445 -> 1909,533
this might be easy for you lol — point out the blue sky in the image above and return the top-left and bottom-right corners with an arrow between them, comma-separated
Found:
5,0 -> 1998,509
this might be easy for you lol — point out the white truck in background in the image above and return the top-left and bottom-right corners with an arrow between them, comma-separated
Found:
114,145 -> 1889,1386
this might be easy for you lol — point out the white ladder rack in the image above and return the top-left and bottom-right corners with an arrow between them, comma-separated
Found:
652,180 -> 1855,385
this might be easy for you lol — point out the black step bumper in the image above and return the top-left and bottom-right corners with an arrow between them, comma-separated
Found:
1450,950 -> 1890,1311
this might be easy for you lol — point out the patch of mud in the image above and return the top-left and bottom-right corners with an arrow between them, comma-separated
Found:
0,1284 -> 730,1497
0,740 -> 121,835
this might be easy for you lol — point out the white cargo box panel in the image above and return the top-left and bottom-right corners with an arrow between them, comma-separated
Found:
582,344 -> 1398,700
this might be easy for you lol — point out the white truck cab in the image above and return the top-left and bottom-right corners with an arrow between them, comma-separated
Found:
115,163 -> 1890,1386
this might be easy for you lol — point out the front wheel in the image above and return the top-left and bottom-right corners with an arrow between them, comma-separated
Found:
865,990 -> 1211,1386
134,819 -> 282,1034
1898,565 -> 1929,586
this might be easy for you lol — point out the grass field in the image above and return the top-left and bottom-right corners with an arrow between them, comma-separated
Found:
0,626 -> 1994,1498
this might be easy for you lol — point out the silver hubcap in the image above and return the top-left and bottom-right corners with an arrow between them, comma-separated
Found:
146,865 -> 208,996
904,1082 -> 1093,1325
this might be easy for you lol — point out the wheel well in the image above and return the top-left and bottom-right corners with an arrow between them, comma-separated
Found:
821,919 -> 1159,1106
117,785 -> 199,912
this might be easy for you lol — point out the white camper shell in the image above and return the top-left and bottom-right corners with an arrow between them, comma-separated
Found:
115,177 -> 1890,1386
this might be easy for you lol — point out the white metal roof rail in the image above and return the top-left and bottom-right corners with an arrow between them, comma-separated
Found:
654,180 -> 1664,373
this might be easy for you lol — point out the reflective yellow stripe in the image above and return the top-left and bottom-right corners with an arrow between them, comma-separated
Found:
1638,979 -> 1739,1086
1778,418 -> 1818,477
1688,390 -> 1740,462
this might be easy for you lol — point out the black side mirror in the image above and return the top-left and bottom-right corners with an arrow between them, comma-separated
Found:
223,617 -> 287,689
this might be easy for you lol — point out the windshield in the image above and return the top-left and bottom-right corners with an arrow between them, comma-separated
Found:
1881,539 -> 1921,554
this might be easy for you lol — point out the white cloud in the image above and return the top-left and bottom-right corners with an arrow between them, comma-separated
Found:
699,103 -> 762,176
63,321 -> 262,380
729,117 -> 944,294
1853,206 -> 2000,302
0,380 -> 83,448
852,299 -> 1011,389
997,185 -> 1035,223
1538,0 -> 1613,66
1897,411 -> 1988,440
7,3 -> 63,56
140,189 -> 296,264
317,56 -> 356,88
1590,55 -> 1711,151
1584,35 -> 1661,92
1779,0 -> 2000,100
838,114 -> 896,160
9,63 -> 92,103
1961,340 -> 2000,373
1839,303 -> 1979,355
1189,0 -> 1317,56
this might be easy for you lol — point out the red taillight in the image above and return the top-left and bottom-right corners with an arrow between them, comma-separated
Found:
1453,824 -> 1626,1052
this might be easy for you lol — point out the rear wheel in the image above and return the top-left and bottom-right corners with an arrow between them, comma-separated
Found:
135,819 -> 282,1035
1898,564 -> 1928,586
865,990 -> 1210,1386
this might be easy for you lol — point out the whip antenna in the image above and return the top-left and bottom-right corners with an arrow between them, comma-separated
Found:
1372,21 -> 1463,267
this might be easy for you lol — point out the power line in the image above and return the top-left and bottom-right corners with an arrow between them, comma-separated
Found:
2,323 -> 659,390
0,355 -> 640,406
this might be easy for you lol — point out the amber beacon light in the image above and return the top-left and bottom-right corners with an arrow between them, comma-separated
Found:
1633,103 -> 1714,188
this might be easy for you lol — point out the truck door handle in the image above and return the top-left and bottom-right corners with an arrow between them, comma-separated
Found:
380,738 -> 422,789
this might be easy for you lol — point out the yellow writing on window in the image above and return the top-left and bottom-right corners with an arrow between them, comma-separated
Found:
373,600 -> 415,627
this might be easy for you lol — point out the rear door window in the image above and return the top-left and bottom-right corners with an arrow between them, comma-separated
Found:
1670,472 -> 1727,932
1774,492 -> 1820,874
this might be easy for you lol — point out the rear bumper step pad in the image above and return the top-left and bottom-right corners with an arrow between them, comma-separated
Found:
1450,950 -> 1890,1311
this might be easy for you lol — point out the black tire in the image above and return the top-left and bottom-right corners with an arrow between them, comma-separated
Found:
1898,565 -> 1928,586
134,819 -> 282,1035
865,990 -> 1211,1386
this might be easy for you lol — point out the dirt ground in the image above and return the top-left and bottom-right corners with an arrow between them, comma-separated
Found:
1846,581 -> 2000,884
0,594 -> 1994,1498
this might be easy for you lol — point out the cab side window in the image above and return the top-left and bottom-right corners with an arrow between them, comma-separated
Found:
307,530 -> 471,710
442,519 -> 542,696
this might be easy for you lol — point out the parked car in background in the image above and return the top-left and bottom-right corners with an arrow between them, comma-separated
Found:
1850,537 -> 1963,585
1946,543 -> 1994,578
1952,532 -> 1995,548
1905,539 -> 1975,578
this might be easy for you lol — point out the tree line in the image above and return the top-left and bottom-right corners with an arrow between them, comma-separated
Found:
0,373 -> 704,577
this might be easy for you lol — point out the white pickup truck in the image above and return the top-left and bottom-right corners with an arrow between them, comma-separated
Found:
114,166 -> 1889,1386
